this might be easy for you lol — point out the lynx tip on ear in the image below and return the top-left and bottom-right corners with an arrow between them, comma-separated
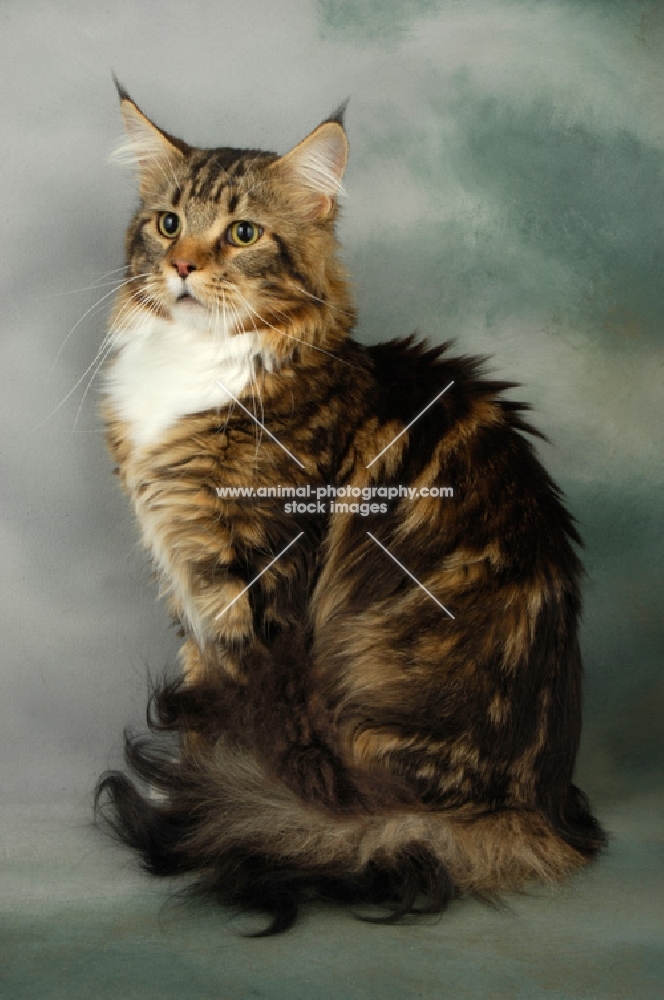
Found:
111,73 -> 132,104
326,98 -> 350,129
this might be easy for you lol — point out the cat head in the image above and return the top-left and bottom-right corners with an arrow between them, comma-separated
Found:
111,83 -> 354,358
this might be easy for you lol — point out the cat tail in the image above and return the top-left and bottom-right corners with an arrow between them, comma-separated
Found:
95,728 -> 458,934
95,718 -> 601,934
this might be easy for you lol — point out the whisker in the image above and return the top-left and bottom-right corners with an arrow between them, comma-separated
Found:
108,293 -> 153,339
247,313 -> 266,426
252,361 -> 265,456
72,335 -> 120,430
72,304 -> 152,430
37,291 -> 153,429
234,291 -> 360,371
221,292 -> 236,429
104,292 -> 154,347
213,297 -> 220,348
38,266 -> 133,301
231,298 -> 266,441
293,283 -> 352,317
231,300 -> 263,452
206,291 -> 214,342
48,272 -> 152,382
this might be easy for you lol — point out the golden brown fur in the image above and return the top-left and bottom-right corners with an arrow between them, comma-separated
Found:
96,86 -> 604,932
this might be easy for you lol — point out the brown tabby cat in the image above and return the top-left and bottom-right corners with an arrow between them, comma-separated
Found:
96,83 -> 604,933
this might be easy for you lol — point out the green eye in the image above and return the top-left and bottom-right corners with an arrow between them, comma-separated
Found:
157,212 -> 181,238
226,220 -> 262,247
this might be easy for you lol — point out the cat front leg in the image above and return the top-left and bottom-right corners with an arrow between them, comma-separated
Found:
143,492 -> 314,687
138,506 -> 256,680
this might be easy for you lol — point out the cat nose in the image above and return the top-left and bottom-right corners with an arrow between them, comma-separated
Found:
172,260 -> 197,279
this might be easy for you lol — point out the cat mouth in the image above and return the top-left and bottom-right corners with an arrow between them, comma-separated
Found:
171,290 -> 214,329
174,291 -> 204,309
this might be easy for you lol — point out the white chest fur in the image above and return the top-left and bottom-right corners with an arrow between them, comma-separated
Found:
103,312 -> 264,449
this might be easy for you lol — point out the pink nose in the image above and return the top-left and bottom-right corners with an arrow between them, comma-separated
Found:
172,260 -> 197,278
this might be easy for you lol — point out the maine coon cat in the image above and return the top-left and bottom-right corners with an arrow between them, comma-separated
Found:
96,84 -> 604,933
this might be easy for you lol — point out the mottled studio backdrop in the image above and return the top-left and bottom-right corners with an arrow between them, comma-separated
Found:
2,0 -> 662,815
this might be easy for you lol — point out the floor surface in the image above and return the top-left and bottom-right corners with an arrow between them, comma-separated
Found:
1,795 -> 662,1000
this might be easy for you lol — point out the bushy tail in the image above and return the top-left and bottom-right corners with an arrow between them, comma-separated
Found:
95,685 -> 602,933
97,730 -> 459,934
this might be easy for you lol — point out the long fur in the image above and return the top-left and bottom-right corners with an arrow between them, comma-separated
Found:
96,669 -> 600,934
95,90 -> 605,933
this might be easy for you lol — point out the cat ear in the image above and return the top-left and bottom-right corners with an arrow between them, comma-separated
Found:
278,118 -> 348,219
111,82 -> 187,196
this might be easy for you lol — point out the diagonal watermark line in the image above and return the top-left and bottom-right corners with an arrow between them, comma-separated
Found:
366,532 -> 455,619
215,531 -> 305,620
366,381 -> 454,469
215,378 -> 305,469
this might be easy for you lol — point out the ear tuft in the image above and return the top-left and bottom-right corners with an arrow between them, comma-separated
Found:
279,120 -> 348,217
326,98 -> 350,129
111,73 -> 131,104
109,84 -> 187,195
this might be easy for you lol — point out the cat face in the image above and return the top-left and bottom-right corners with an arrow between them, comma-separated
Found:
114,90 -> 350,350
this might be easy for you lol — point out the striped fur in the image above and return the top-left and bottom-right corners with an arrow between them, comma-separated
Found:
96,87 -> 604,932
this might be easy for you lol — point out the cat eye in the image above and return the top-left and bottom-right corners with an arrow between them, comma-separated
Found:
226,221 -> 262,247
157,212 -> 181,238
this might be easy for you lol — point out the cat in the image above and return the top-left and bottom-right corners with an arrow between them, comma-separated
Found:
96,82 -> 605,933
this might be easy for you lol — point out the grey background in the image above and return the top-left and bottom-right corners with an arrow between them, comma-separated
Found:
1,1 -> 662,998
